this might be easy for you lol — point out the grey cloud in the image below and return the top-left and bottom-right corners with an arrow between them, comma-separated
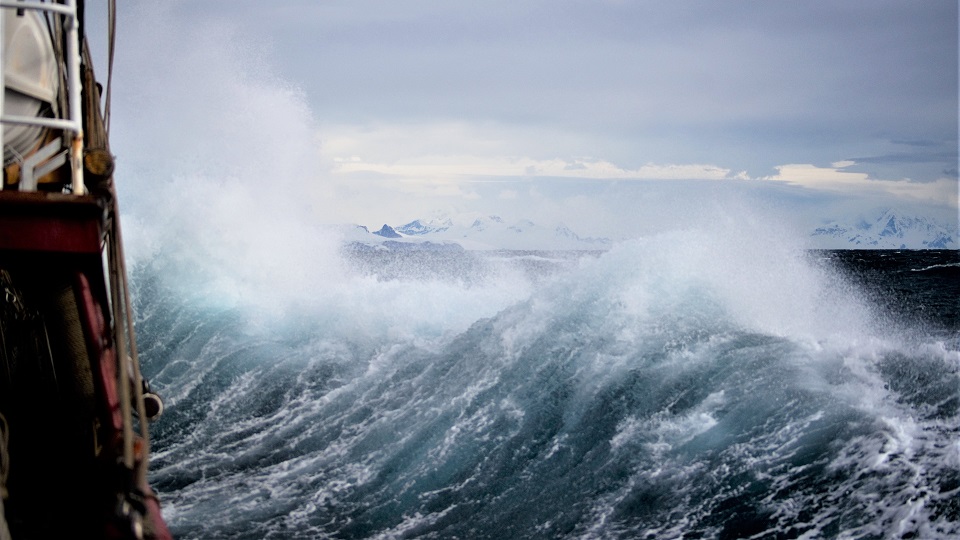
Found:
147,0 -> 958,183
849,152 -> 958,165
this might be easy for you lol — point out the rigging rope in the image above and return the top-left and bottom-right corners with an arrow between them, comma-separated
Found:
0,412 -> 9,540
0,412 -> 9,500
103,0 -> 116,134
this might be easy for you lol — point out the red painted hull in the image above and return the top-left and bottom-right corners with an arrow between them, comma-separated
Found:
0,191 -> 171,539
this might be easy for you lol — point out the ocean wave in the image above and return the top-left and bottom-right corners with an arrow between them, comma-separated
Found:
134,234 -> 960,539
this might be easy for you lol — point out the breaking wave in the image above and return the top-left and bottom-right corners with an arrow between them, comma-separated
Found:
133,231 -> 960,539
112,4 -> 959,537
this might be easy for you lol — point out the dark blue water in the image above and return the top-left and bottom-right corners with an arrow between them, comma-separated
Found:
134,241 -> 959,539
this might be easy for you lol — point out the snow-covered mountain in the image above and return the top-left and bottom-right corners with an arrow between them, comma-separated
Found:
394,218 -> 452,236
372,224 -> 402,238
810,208 -> 958,249
344,214 -> 611,251
337,208 -> 956,252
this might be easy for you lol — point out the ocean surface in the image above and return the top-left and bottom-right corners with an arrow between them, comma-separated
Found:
133,242 -> 959,539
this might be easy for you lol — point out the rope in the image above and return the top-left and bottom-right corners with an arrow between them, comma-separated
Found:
0,412 -> 9,500
108,196 -> 151,487
103,0 -> 116,134
107,221 -> 134,470
99,0 -> 153,488
105,188 -> 152,489
0,412 -> 9,540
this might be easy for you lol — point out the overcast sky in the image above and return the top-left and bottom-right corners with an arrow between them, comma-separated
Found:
102,1 -> 958,239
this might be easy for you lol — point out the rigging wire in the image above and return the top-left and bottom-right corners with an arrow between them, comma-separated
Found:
103,0 -> 115,134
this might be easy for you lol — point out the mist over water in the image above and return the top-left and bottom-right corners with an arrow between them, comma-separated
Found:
110,5 -> 959,539
133,235 -> 959,539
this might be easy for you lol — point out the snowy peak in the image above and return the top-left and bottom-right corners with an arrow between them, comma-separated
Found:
395,218 -> 452,236
373,224 -> 402,238
507,220 -> 535,234
443,216 -> 610,250
349,214 -> 611,250
811,208 -> 958,249
468,215 -> 504,232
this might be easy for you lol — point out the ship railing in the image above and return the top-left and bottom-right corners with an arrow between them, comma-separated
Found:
0,0 -> 85,195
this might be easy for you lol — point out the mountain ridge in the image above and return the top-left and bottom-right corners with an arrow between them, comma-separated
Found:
343,214 -> 611,251
809,208 -> 957,249
337,208 -> 957,251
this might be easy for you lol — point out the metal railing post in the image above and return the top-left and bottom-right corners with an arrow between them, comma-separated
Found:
0,7 -> 5,192
64,0 -> 84,194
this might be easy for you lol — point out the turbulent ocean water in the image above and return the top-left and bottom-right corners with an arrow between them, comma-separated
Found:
133,240 -> 959,539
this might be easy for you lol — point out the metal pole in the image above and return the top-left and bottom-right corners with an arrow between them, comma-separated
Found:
64,0 -> 85,195
1,7 -> 5,192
